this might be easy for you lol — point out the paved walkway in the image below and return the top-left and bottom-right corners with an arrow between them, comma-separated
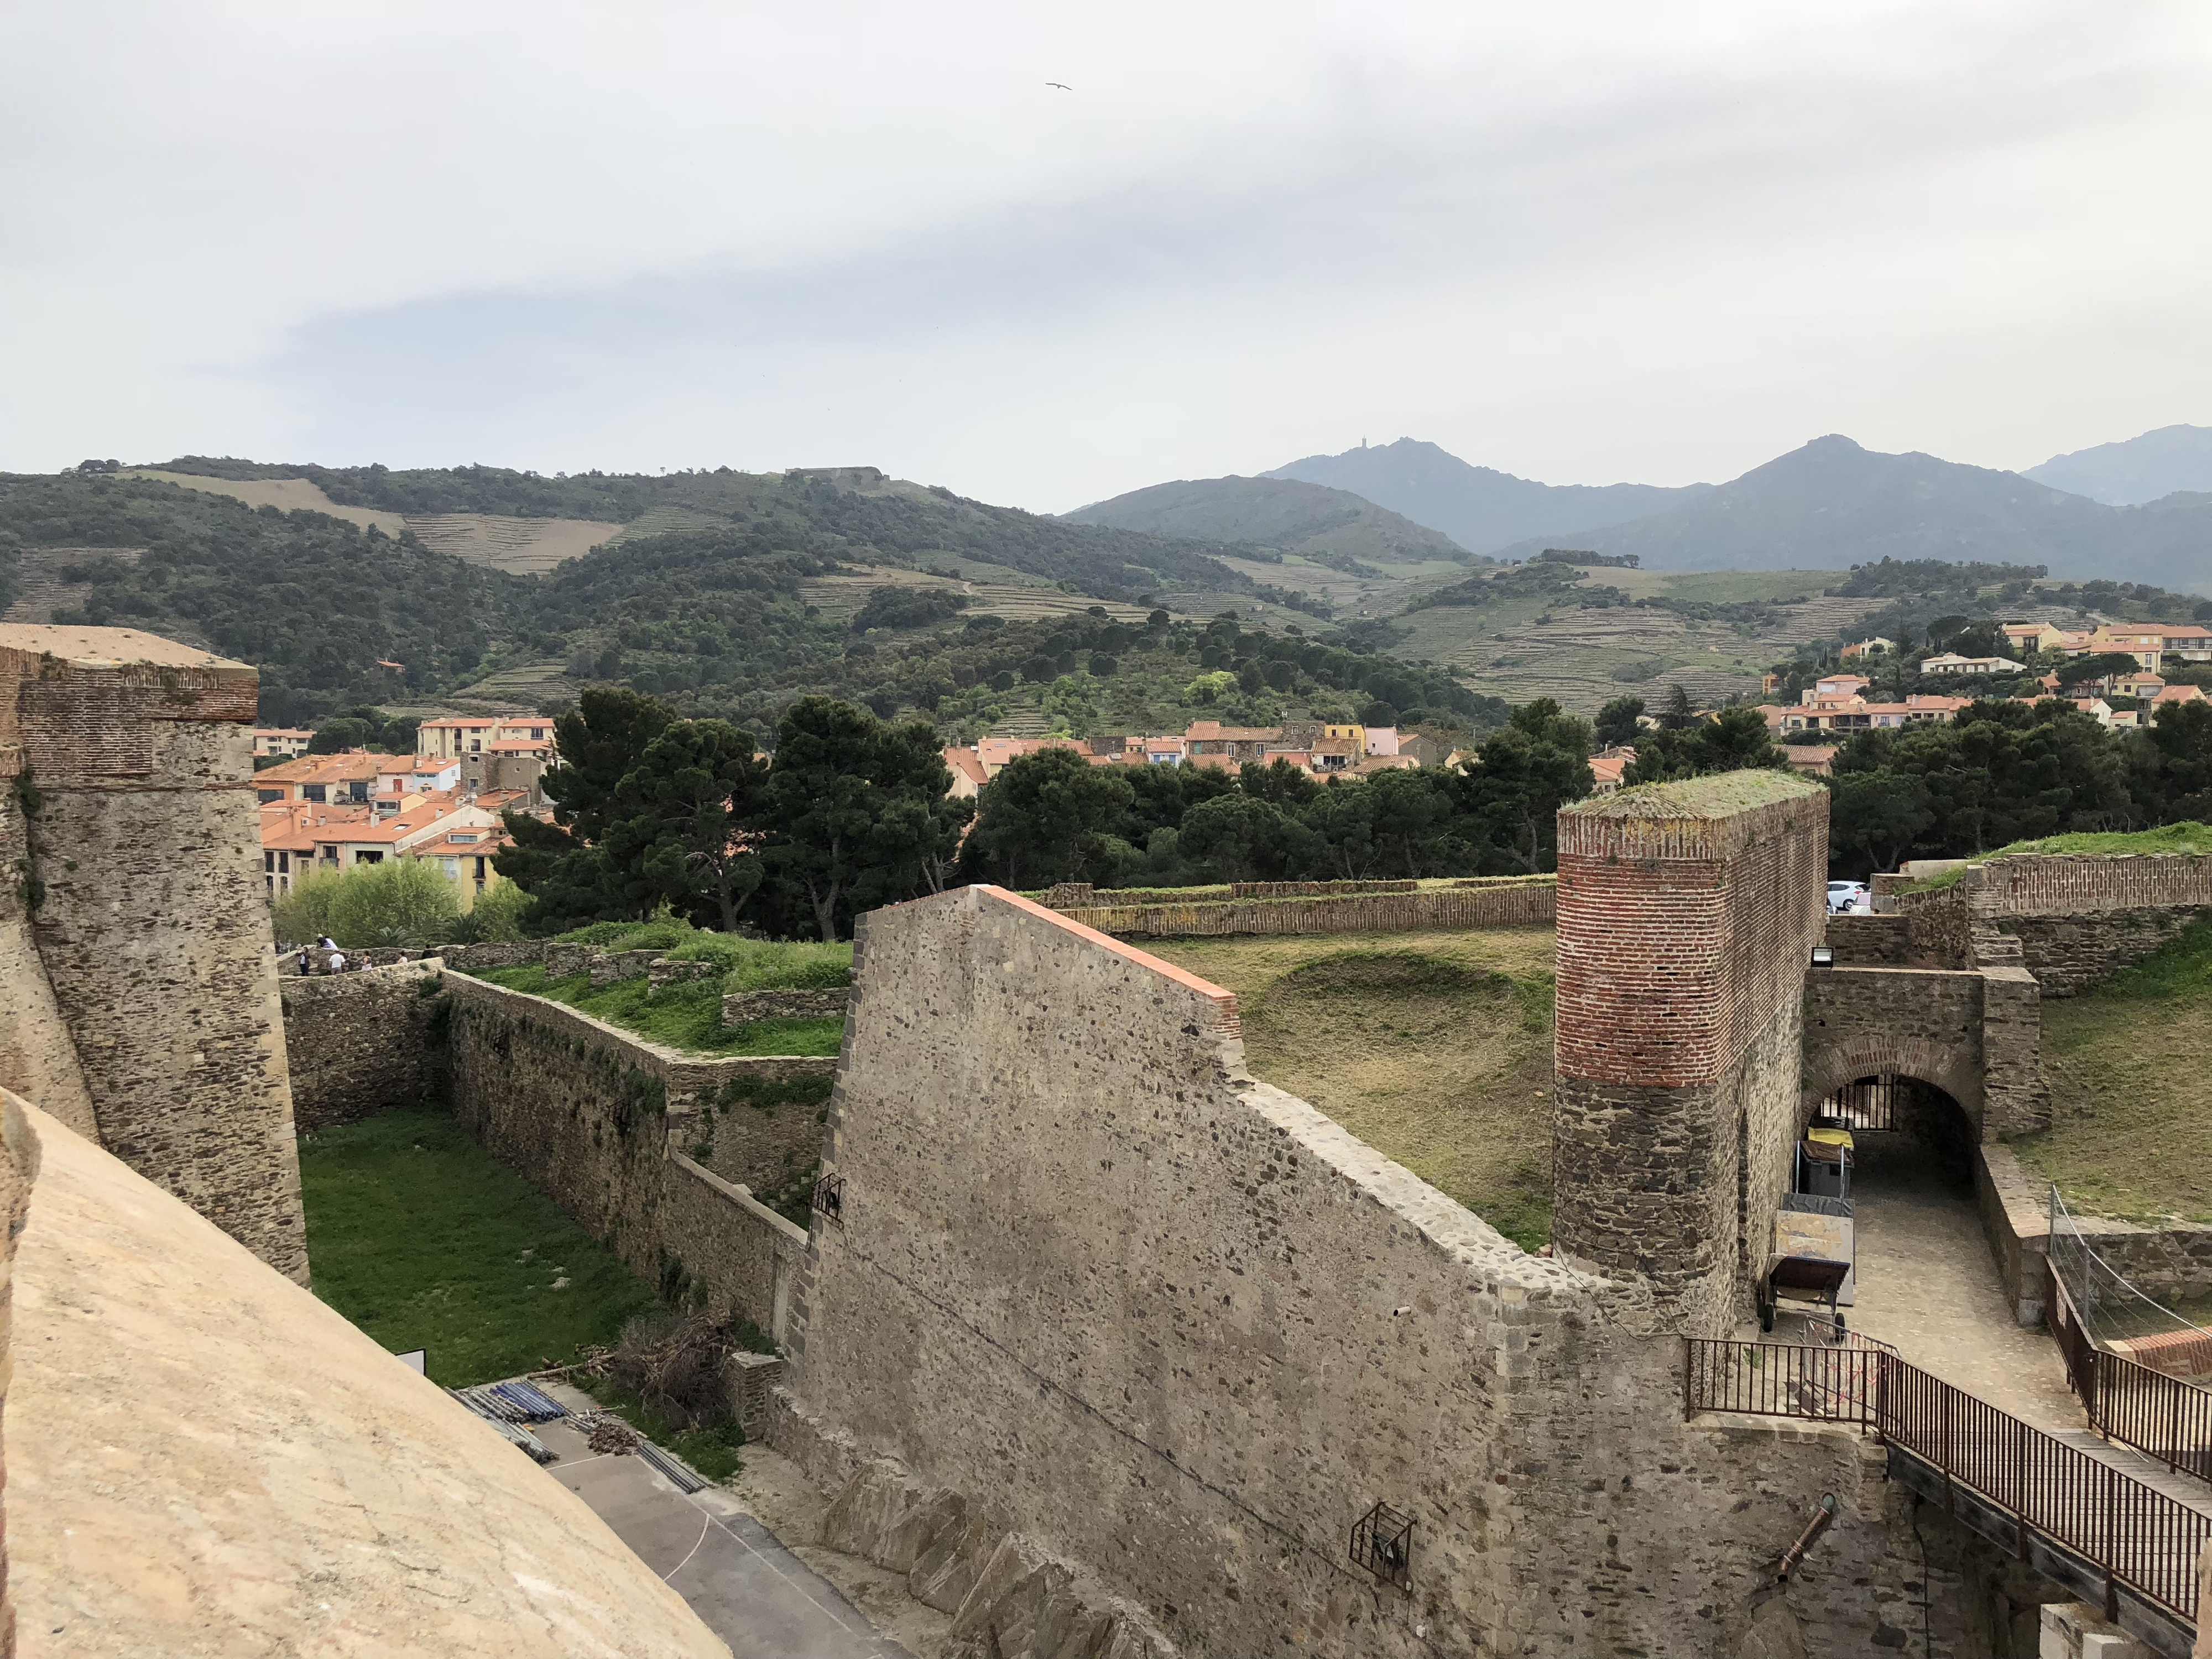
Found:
523,1390 -> 919,1659
1838,1136 -> 2212,1517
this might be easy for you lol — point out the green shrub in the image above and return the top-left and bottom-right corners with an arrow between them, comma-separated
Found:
460,879 -> 536,942
275,860 -> 463,948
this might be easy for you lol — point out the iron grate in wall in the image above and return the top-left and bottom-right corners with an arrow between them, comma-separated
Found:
811,1171 -> 844,1227
1350,1501 -> 1413,1590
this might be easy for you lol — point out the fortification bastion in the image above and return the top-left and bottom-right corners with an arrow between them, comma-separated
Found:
0,625 -> 304,1281
771,877 -> 2011,1659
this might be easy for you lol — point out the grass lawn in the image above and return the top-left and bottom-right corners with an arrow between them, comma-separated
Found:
468,964 -> 844,1057
1145,927 -> 1558,1249
300,1100 -> 656,1386
2010,917 -> 2212,1222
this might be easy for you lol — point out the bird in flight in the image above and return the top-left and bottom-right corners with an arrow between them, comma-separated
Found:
1046,81 -> 1072,91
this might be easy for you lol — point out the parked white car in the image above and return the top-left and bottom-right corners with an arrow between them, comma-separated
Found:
1826,880 -> 1869,915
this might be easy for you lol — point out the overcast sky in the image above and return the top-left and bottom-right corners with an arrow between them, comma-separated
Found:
6,2 -> 2208,510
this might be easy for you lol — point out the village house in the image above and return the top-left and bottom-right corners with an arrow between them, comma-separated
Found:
251,727 -> 315,759
1838,635 -> 1896,661
2000,620 -> 2065,656
414,714 -> 554,760
1919,651 -> 2027,676
1780,693 -> 1969,735
253,750 -> 384,806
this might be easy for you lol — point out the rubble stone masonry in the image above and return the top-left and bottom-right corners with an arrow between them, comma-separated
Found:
0,626 -> 304,1282
441,972 -> 819,1339
1882,852 -> 2212,994
778,883 -> 2042,1659
1550,773 -> 1827,1332
281,960 -> 451,1131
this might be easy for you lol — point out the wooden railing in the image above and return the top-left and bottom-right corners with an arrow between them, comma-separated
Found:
1687,1337 -> 2212,1623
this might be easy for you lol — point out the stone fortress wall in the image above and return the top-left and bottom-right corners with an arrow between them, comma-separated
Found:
1873,851 -> 2212,992
1548,773 -> 1828,1333
283,959 -> 452,1130
770,879 -> 2052,1659
0,625 -> 305,1282
1053,876 -> 1556,938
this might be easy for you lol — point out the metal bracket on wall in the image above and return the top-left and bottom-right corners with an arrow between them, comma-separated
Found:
811,1172 -> 844,1227
1350,1501 -> 1413,1590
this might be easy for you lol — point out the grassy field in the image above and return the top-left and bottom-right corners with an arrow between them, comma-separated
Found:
1145,927 -> 1558,1248
120,469 -> 622,573
469,964 -> 844,1056
300,1100 -> 656,1385
2011,917 -> 2212,1222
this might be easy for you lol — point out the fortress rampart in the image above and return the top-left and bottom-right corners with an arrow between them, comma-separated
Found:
0,625 -> 304,1281
440,971 -> 815,1339
771,880 -> 2044,1658
1056,876 -> 1555,938
1880,852 -> 2212,993
1549,773 -> 1827,1332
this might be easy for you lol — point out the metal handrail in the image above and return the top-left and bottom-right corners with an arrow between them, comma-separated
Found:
2050,1255 -> 2212,1487
1686,1337 -> 2212,1623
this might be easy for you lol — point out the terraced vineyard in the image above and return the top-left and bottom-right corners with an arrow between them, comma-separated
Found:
121,468 -> 620,575
401,513 -> 621,575
1389,568 -> 1890,713
119,470 -> 406,535
1,545 -> 145,627
800,565 -> 1156,628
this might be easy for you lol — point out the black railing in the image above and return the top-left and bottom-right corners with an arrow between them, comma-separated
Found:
2051,1258 -> 2212,1485
1687,1337 -> 2212,1623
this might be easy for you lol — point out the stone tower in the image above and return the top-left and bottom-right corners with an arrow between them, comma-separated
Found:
0,625 -> 305,1282
1549,771 -> 1827,1334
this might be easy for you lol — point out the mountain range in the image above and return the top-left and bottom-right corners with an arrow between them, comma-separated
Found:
1264,437 -> 1705,555
1067,430 -> 2210,591
2023,424 -> 2212,505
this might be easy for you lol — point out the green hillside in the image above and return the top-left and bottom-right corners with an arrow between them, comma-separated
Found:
1062,474 -> 1480,572
0,467 -> 1486,738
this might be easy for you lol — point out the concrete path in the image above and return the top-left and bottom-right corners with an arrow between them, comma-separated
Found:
1841,1136 -> 2212,1518
526,1406 -> 917,1659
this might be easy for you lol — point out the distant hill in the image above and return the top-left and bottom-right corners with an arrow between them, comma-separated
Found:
0,462 -> 1422,733
1061,474 -> 1480,570
2024,424 -> 2212,505
1481,435 -> 2212,589
1263,438 -> 1709,556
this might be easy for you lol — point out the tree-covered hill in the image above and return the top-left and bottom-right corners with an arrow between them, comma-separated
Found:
145,457 -> 1293,604
0,469 -> 1486,738
1061,473 -> 1480,572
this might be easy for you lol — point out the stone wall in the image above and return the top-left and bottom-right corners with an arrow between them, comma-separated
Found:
1823,913 -> 1914,966
442,972 -> 823,1339
0,1091 -> 36,1656
0,625 -> 305,1283
281,960 -> 451,1131
1550,773 -> 1828,1332
1880,853 -> 2212,994
723,988 -> 848,1026
1800,964 -> 2051,1142
1060,878 -> 1555,938
778,883 -> 2056,1659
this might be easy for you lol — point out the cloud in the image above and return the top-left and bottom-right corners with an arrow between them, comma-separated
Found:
4,1 -> 2208,503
